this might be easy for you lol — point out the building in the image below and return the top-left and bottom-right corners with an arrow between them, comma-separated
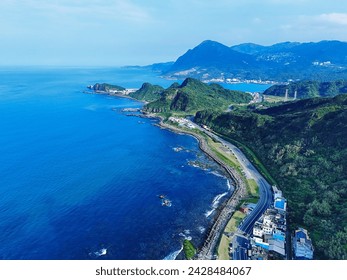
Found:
251,208 -> 287,259
269,239 -> 285,256
253,237 -> 269,250
274,197 -> 287,212
293,228 -> 314,260
250,185 -> 288,259
272,185 -> 283,200
253,222 -> 263,237
240,203 -> 257,214
273,229 -> 286,241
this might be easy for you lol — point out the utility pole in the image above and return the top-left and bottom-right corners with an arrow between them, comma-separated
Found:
284,89 -> 288,102
294,90 -> 297,100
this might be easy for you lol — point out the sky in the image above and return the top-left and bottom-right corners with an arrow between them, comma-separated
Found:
1,0 -> 347,66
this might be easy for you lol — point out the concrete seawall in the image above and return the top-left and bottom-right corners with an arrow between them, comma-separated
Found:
157,121 -> 247,260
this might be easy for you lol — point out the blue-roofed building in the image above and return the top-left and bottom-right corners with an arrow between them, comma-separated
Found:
253,237 -> 270,250
269,239 -> 285,257
274,197 -> 287,212
273,229 -> 286,241
293,228 -> 314,260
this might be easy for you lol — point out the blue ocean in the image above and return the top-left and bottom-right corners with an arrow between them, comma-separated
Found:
0,67 -> 269,260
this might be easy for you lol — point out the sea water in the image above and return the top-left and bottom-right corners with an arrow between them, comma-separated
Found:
0,67 -> 269,259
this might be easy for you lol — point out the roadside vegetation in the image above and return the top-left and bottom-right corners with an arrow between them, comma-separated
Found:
217,211 -> 246,260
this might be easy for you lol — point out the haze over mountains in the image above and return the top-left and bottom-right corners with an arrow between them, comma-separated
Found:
151,40 -> 347,82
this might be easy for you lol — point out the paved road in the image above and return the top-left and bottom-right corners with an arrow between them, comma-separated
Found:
186,120 -> 273,260
211,132 -> 273,259
194,125 -> 273,232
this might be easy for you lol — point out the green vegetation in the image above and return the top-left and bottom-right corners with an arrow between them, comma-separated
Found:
217,211 -> 246,260
247,179 -> 259,198
91,83 -> 126,92
144,78 -> 252,114
229,211 -> 246,230
216,133 -> 277,186
264,80 -> 347,99
217,234 -> 231,260
183,239 -> 196,260
129,82 -> 164,102
206,137 -> 243,174
264,94 -> 291,103
195,94 -> 347,259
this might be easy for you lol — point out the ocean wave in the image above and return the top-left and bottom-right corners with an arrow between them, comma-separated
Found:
198,226 -> 206,234
212,192 -> 228,208
163,245 -> 183,260
89,247 -> 107,258
205,192 -> 228,217
205,209 -> 215,218
226,179 -> 232,190
209,170 -> 226,179
179,231 -> 192,241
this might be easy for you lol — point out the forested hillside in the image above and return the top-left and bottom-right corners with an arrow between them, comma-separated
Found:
195,95 -> 347,259
264,80 -> 347,99
144,78 -> 252,114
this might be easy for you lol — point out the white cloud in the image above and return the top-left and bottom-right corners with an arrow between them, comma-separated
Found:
317,13 -> 347,25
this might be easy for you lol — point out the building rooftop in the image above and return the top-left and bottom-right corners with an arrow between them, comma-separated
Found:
293,228 -> 314,260
274,197 -> 287,211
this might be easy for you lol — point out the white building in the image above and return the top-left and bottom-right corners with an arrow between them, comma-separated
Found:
253,222 -> 264,238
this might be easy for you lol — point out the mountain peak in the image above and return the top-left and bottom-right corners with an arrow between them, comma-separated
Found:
169,40 -> 254,72
180,77 -> 203,88
198,40 -> 227,47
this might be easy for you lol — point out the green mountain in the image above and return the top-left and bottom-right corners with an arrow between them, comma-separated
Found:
264,80 -> 347,99
144,78 -> 252,114
129,82 -> 164,102
195,94 -> 347,259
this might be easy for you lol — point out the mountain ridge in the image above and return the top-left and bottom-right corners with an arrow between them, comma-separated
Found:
160,40 -> 347,82
144,77 -> 253,114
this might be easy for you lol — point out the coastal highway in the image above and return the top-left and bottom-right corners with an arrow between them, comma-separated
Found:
187,120 -> 273,260
208,131 -> 273,260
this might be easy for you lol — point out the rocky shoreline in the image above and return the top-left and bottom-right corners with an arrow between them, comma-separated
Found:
155,119 -> 247,259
